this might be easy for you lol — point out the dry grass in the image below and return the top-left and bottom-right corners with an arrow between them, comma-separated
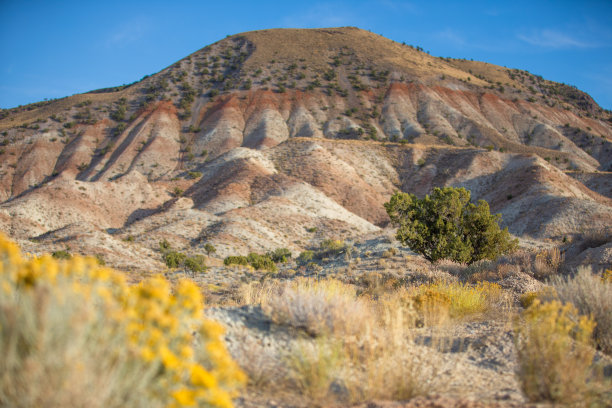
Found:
576,227 -> 612,252
281,288 -> 448,404
237,279 -> 281,306
463,248 -> 562,282
410,281 -> 509,324
261,278 -> 374,337
234,269 -> 610,405
533,247 -> 563,279
285,338 -> 345,401
227,329 -> 287,388
550,266 -> 612,354
237,277 -> 504,403
514,300 -> 604,404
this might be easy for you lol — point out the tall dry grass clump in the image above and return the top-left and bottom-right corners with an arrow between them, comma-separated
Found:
550,266 -> 612,354
262,278 -> 374,337
533,247 -> 563,279
514,299 -> 609,404
410,281 -> 508,324
0,235 -> 244,408
463,247 -> 563,282
280,286 -> 446,404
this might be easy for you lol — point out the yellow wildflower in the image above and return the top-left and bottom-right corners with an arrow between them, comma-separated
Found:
171,388 -> 197,406
159,345 -> 180,370
140,346 -> 156,362
190,364 -> 217,388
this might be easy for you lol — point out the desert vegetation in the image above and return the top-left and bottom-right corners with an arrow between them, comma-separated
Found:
0,234 -> 244,407
385,187 -> 518,264
227,266 -> 611,406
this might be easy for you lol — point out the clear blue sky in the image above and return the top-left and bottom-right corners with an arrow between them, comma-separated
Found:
1,0 -> 611,110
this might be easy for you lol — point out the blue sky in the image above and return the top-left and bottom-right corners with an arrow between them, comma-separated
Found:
1,0 -> 611,110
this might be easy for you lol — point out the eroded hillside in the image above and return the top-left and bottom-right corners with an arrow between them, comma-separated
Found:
0,27 -> 610,270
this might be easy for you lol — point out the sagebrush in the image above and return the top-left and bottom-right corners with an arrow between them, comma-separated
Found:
0,235 -> 244,408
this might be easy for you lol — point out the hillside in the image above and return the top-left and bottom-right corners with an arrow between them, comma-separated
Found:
0,27 -> 611,271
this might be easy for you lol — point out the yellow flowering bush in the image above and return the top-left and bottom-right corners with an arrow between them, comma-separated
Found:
518,287 -> 558,309
411,281 -> 505,323
602,269 -> 612,283
514,300 -> 596,403
0,235 -> 244,408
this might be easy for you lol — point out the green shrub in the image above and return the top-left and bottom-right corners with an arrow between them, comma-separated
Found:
224,255 -> 249,267
94,254 -> 106,266
159,239 -> 171,251
186,171 -> 202,180
204,243 -> 216,256
385,187 -> 518,264
184,255 -> 207,274
51,250 -> 71,260
224,253 -> 277,271
164,251 -> 187,269
267,248 -> 292,263
110,104 -> 126,122
318,239 -> 346,258
297,250 -> 314,265
247,253 -> 277,272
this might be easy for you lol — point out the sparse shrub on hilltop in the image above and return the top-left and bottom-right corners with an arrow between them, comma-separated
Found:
385,187 -> 518,264
0,235 -> 244,408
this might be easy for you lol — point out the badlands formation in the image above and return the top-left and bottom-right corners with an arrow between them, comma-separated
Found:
0,27 -> 610,270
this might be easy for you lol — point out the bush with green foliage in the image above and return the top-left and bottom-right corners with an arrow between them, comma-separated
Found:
384,187 -> 518,264
224,255 -> 249,267
318,239 -> 347,258
246,253 -> 277,272
184,255 -> 207,274
267,248 -> 292,263
224,253 -> 277,272
159,239 -> 171,251
186,171 -> 202,180
297,250 -> 315,265
204,243 -> 216,256
51,250 -> 72,260
164,251 -> 187,269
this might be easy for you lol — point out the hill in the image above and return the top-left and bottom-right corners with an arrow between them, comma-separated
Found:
0,27 -> 610,271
